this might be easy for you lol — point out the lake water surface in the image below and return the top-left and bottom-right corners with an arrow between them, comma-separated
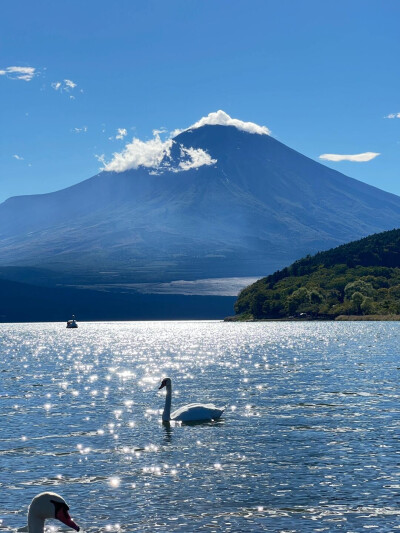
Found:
0,321 -> 399,532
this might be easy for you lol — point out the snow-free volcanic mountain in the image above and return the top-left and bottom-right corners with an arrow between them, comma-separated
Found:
1,111 -> 400,293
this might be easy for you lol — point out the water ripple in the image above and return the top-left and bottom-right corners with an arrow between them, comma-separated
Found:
0,321 -> 399,531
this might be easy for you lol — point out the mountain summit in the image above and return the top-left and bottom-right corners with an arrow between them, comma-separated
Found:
1,112 -> 400,287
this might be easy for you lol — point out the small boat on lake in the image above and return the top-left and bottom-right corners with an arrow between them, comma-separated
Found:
66,315 -> 78,328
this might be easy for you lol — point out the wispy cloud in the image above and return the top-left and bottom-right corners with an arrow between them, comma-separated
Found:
184,110 -> 271,136
51,79 -> 78,95
178,146 -> 217,170
109,128 -> 128,141
0,66 -> 82,99
385,113 -> 400,119
12,154 -> 24,160
72,126 -> 88,134
64,79 -> 76,89
116,128 -> 127,140
0,66 -> 36,81
319,152 -> 380,162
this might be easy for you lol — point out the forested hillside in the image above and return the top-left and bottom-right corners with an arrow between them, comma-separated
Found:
234,229 -> 400,319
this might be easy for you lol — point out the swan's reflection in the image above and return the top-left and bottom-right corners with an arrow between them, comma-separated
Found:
183,418 -> 226,428
162,420 -> 173,443
161,418 -> 225,446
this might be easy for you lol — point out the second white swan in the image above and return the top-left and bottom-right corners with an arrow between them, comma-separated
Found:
27,492 -> 80,532
158,377 -> 225,422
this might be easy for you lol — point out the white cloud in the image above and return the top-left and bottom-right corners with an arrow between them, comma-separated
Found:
99,130 -> 217,174
0,66 -> 36,81
64,79 -> 77,89
185,110 -> 271,136
72,126 -> 87,133
99,131 -> 174,172
116,128 -> 127,140
178,146 -> 217,170
319,152 -> 380,162
0,66 -> 81,97
385,113 -> 400,119
13,154 -> 24,160
51,79 -> 78,94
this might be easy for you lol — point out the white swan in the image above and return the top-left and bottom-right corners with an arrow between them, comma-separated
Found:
159,377 -> 225,422
28,492 -> 80,533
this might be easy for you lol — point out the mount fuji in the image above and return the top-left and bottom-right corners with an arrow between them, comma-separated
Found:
1,111 -> 400,304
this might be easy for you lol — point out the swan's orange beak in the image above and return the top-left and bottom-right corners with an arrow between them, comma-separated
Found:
56,507 -> 80,531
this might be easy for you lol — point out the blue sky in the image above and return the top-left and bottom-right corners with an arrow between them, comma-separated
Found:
1,0 -> 399,203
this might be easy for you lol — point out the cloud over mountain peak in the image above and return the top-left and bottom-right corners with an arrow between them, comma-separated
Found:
99,111 -> 269,173
99,132 -> 216,173
186,110 -> 271,136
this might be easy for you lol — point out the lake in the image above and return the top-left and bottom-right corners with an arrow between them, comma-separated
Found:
0,321 -> 399,532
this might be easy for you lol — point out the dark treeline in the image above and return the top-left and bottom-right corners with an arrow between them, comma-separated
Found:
235,228 -> 400,319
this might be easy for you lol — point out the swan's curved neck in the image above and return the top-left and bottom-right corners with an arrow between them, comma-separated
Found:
162,382 -> 172,421
28,512 -> 45,533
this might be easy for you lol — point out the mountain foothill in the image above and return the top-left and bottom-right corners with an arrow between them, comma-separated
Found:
234,229 -> 400,321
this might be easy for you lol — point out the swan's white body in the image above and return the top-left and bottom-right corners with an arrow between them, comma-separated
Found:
159,378 -> 225,422
28,492 -> 80,533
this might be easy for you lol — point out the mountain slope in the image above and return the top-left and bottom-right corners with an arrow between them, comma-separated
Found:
1,123 -> 400,285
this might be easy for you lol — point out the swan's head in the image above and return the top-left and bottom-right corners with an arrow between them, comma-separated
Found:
159,377 -> 172,389
29,492 -> 80,531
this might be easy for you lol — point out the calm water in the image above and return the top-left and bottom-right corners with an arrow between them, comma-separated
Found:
0,321 -> 399,532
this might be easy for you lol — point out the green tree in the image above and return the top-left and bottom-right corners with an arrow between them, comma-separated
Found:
360,296 -> 374,315
286,287 -> 309,314
344,280 -> 373,300
350,292 -> 364,313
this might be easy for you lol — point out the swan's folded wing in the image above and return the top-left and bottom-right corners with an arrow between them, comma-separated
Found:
171,403 -> 224,421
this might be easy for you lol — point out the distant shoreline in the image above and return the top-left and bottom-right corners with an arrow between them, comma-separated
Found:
224,314 -> 400,322
335,314 -> 400,321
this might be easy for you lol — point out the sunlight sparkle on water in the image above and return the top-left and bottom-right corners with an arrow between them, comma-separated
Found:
0,321 -> 399,532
